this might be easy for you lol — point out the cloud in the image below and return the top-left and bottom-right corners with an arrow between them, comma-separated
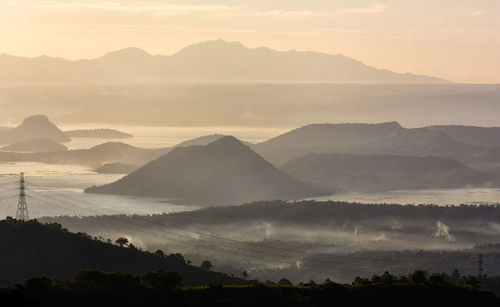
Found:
1,0 -> 238,14
472,9 -> 486,16
258,10 -> 325,18
337,2 -> 389,14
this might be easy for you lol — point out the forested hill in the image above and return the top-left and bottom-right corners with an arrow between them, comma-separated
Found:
0,218 -> 242,286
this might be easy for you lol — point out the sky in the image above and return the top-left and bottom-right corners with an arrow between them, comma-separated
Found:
0,0 -> 499,83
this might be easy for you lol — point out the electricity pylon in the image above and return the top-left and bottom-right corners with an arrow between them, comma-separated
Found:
16,172 -> 29,221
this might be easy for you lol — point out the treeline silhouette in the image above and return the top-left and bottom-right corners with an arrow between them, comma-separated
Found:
48,200 -> 500,227
0,218 -> 242,286
1,269 -> 499,307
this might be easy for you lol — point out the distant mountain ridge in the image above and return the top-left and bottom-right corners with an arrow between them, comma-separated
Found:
0,141 -> 169,168
252,122 -> 483,165
426,125 -> 500,148
281,153 -> 498,193
0,40 -> 446,84
65,129 -> 133,139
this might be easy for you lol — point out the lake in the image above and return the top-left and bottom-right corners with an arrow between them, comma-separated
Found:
1,120 -> 500,218
0,163 -> 199,219
2,161 -> 500,220
60,125 -> 288,149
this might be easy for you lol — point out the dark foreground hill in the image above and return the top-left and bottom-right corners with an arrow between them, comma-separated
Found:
253,122 -> 483,165
0,271 -> 498,307
280,153 -> 498,193
85,136 -> 324,205
0,218 -> 241,287
0,115 -> 70,144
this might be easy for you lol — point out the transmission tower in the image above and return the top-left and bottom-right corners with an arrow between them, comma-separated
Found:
16,172 -> 29,221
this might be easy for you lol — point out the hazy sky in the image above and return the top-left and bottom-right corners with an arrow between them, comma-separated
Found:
0,0 -> 499,83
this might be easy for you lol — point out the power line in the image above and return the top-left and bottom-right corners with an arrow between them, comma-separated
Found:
22,180 -> 479,275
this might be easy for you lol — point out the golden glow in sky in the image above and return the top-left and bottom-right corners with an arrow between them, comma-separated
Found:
0,0 -> 499,83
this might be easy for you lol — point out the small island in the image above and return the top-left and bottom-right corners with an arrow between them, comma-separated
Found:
1,138 -> 68,152
65,128 -> 133,139
94,162 -> 139,174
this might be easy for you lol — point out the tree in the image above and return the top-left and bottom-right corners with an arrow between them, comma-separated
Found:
115,237 -> 129,247
352,276 -> 370,286
278,278 -> 292,286
24,276 -> 54,292
200,260 -> 213,271
451,269 -> 461,282
429,273 -> 447,285
465,276 -> 480,288
242,270 -> 249,280
409,269 -> 428,285
380,271 -> 395,286
141,270 -> 182,290
168,253 -> 185,264
154,249 -> 165,258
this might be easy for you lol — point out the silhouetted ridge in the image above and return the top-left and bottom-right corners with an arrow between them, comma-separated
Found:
85,136 -> 324,204
1,138 -> 68,152
281,153 -> 497,193
253,122 -> 483,165
173,134 -> 226,148
0,218 -> 241,286
65,128 -> 133,139
0,114 -> 70,144
99,47 -> 152,59
0,40 -> 447,83
426,125 -> 500,148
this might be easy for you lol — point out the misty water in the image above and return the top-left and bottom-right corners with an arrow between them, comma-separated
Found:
0,163 -> 199,219
0,126 -> 285,219
60,125 -> 288,149
2,160 -> 500,220
2,124 -> 500,219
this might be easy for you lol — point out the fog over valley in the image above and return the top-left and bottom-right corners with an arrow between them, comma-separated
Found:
1,4 -> 500,303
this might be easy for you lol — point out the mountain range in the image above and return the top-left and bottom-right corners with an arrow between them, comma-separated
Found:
0,40 -> 446,84
426,125 -> 500,148
252,122 -> 484,165
280,153 -> 497,193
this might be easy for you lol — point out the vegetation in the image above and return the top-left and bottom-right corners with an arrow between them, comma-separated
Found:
0,218 -> 243,287
41,200 -> 500,283
0,269 -> 498,306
